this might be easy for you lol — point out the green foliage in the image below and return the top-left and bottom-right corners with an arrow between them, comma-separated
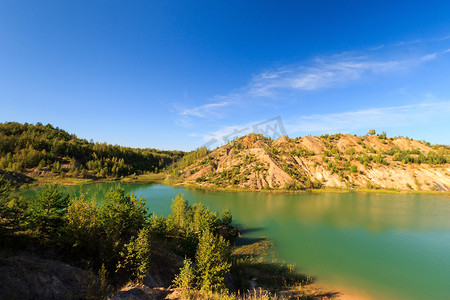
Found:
231,238 -> 312,293
173,257 -> 196,289
148,213 -> 167,238
220,208 -> 232,225
98,186 -> 148,250
51,161 -> 61,173
190,202 -> 220,234
387,148 -> 448,164
0,176 -> 28,235
0,122 -> 183,177
167,195 -> 220,235
378,131 -> 387,139
2,178 -> 239,293
373,153 -> 388,165
367,129 -> 376,135
171,147 -> 209,176
65,194 -> 101,257
0,175 -> 12,213
29,183 -> 70,238
196,230 -> 231,291
167,194 -> 190,231
232,238 -> 274,261
117,227 -> 152,282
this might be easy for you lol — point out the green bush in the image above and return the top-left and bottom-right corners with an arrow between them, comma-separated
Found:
220,209 -> 232,225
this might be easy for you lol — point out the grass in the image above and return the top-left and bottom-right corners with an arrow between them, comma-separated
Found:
19,172 -> 168,189
172,287 -> 332,300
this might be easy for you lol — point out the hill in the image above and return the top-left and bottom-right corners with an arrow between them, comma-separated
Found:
0,122 -> 184,180
172,133 -> 450,192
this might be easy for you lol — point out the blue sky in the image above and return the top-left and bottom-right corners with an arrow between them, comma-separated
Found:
1,1 -> 450,151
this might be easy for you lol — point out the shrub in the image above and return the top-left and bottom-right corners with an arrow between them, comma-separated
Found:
220,209 -> 232,225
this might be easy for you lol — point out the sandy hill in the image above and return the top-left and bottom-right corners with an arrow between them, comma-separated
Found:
173,133 -> 450,192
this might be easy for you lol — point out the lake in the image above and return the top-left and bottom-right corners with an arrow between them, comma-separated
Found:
23,183 -> 450,299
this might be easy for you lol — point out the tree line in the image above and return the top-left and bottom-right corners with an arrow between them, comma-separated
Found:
0,122 -> 184,177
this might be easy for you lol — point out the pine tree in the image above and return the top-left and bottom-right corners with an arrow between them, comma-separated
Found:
116,227 -> 151,282
29,183 -> 70,238
195,230 -> 231,291
167,194 -> 189,231
173,257 -> 196,289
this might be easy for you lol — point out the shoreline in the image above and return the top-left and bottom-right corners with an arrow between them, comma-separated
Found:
18,173 -> 450,197
305,282 -> 374,300
175,181 -> 450,197
16,174 -> 436,299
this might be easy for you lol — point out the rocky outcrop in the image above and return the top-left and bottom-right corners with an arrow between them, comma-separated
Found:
0,254 -> 96,300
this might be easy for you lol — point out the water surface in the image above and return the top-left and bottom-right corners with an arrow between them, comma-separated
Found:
24,184 -> 450,299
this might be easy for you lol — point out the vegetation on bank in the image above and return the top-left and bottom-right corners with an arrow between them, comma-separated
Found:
0,176 -> 319,299
181,182 -> 450,197
171,131 -> 449,192
0,122 -> 184,178
3,122 -> 448,194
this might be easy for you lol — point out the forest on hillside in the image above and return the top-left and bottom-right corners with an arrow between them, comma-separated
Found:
0,122 -> 184,178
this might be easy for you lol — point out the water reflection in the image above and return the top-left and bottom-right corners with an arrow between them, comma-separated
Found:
24,184 -> 450,232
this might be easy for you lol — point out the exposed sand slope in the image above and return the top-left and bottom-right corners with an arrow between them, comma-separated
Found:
177,133 -> 450,192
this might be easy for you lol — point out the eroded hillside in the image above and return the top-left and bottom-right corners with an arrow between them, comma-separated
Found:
172,133 -> 450,192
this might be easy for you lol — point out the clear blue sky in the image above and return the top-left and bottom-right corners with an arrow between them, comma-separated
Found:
1,1 -> 450,151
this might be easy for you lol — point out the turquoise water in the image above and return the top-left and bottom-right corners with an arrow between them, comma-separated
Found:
23,184 -> 450,299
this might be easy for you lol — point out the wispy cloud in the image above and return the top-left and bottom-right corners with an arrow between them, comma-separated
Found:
248,58 -> 405,97
286,101 -> 450,134
180,100 -> 232,118
176,34 -> 450,125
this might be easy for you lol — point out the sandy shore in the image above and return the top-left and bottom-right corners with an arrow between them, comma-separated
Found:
305,282 -> 374,300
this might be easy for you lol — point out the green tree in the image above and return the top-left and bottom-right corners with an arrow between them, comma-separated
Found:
29,183 -> 69,239
51,161 -> 62,173
173,257 -> 196,289
116,227 -> 152,282
189,202 -> 220,233
0,176 -> 28,235
148,213 -> 167,238
98,186 -> 148,245
97,186 -> 148,270
220,208 -> 232,226
195,230 -> 231,291
167,194 -> 190,231
367,129 -> 376,135
65,194 -> 101,257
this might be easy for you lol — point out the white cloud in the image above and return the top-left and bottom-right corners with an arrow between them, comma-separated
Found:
180,101 -> 231,117
248,58 -> 405,97
176,34 -> 450,124
286,101 -> 450,134
421,53 -> 438,61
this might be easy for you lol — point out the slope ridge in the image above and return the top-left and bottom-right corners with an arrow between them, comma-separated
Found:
173,133 -> 450,192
